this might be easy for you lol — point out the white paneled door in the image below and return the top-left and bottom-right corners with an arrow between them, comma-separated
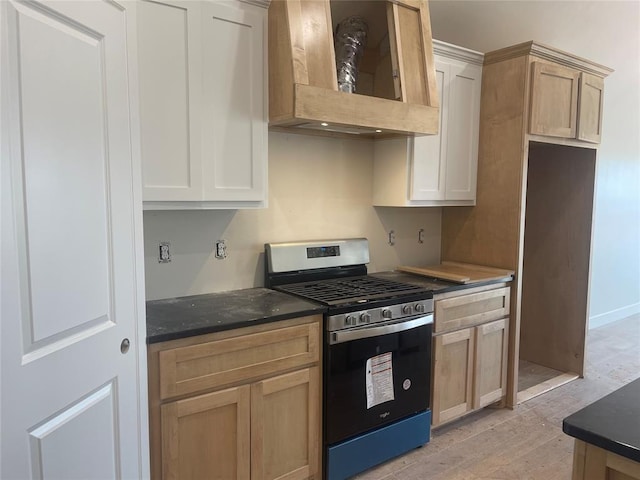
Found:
1,1 -> 148,478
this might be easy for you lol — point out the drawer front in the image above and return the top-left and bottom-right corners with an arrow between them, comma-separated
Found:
434,287 -> 510,334
159,322 -> 320,400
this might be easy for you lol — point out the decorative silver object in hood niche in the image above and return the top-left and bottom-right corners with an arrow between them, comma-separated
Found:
334,16 -> 368,93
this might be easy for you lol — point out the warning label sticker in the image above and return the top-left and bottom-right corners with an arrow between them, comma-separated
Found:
365,352 -> 395,409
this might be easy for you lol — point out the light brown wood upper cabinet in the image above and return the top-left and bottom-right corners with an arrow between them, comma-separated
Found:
268,0 -> 439,137
528,53 -> 609,144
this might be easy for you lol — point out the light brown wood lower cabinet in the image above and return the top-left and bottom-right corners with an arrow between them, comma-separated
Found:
148,315 -> 322,480
432,316 -> 509,427
161,385 -> 251,480
572,439 -> 640,480
252,367 -> 320,480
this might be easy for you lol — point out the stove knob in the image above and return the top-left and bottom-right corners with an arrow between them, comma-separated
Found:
402,305 -> 413,315
414,303 -> 426,313
381,309 -> 393,319
345,315 -> 356,326
360,313 -> 371,324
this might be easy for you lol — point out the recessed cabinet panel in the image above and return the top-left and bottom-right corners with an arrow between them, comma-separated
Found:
251,367 -> 320,480
529,62 -> 580,138
138,0 -> 201,200
161,386 -> 251,480
432,328 -> 474,426
577,73 -> 605,143
138,0 -> 267,208
411,64 -> 447,200
445,64 -> 480,200
474,318 -> 509,409
201,2 -> 265,201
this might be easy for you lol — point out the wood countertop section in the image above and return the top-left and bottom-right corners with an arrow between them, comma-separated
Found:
397,261 -> 514,284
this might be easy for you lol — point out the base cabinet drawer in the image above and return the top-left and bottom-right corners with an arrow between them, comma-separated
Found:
434,286 -> 509,334
159,322 -> 319,400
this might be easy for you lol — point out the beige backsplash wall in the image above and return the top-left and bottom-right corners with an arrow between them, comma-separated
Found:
144,132 -> 442,300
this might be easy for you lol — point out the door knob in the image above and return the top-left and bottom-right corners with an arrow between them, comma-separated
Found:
120,338 -> 130,354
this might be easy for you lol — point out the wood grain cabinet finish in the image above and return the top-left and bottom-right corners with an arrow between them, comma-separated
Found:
442,42 -> 612,409
138,0 -> 267,209
432,285 -> 510,427
529,60 -> 607,144
161,386 -> 251,480
571,440 -> 640,480
372,40 -> 483,207
251,368 -> 320,480
148,315 -> 322,480
529,62 -> 580,139
268,0 -> 439,137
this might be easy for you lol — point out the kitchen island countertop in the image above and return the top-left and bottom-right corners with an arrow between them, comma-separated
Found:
563,377 -> 640,462
146,288 -> 326,344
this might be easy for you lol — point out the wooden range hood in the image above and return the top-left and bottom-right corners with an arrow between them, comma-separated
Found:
268,0 -> 440,138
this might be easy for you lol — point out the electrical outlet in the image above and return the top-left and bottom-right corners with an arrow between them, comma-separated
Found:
215,240 -> 227,259
158,242 -> 171,263
388,230 -> 395,246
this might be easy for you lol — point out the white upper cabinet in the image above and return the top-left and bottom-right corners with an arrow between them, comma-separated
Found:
138,0 -> 267,209
373,40 -> 482,207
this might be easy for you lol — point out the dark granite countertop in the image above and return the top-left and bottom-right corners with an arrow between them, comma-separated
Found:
146,288 -> 326,344
563,378 -> 640,462
371,270 -> 512,294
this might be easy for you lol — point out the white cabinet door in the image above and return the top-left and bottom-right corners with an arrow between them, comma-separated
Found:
411,61 -> 448,201
1,1 -> 148,478
138,0 -> 267,208
445,63 -> 481,201
201,1 -> 266,202
373,42 -> 482,208
411,59 -> 481,203
138,0 -> 203,201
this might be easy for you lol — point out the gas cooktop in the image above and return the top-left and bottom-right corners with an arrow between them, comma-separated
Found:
274,275 -> 429,307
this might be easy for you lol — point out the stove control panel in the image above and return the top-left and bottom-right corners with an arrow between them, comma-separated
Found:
327,298 -> 434,332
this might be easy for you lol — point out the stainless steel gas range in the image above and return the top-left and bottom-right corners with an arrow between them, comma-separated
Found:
264,238 -> 433,480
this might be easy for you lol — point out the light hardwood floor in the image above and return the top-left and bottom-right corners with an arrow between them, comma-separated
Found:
355,314 -> 640,480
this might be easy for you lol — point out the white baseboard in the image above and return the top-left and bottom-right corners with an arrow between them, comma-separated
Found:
589,302 -> 640,329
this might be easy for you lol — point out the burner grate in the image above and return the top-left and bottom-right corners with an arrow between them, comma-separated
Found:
276,276 -> 427,306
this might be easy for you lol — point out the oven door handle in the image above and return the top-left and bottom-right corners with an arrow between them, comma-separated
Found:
329,314 -> 433,345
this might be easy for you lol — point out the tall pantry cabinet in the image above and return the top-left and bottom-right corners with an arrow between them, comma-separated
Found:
441,41 -> 612,407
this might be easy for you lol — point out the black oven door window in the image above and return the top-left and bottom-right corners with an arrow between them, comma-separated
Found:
324,321 -> 432,445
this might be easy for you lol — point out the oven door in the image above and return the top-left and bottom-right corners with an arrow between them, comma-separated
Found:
325,315 -> 432,445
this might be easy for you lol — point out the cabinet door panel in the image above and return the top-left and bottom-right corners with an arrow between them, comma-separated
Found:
411,61 -> 447,200
474,318 -> 509,408
577,72 -> 605,143
251,367 -> 320,480
432,328 -> 475,426
387,1 -> 438,107
201,2 -> 266,202
529,61 -> 580,138
161,386 -> 250,480
138,0 -> 202,201
445,63 -> 481,201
